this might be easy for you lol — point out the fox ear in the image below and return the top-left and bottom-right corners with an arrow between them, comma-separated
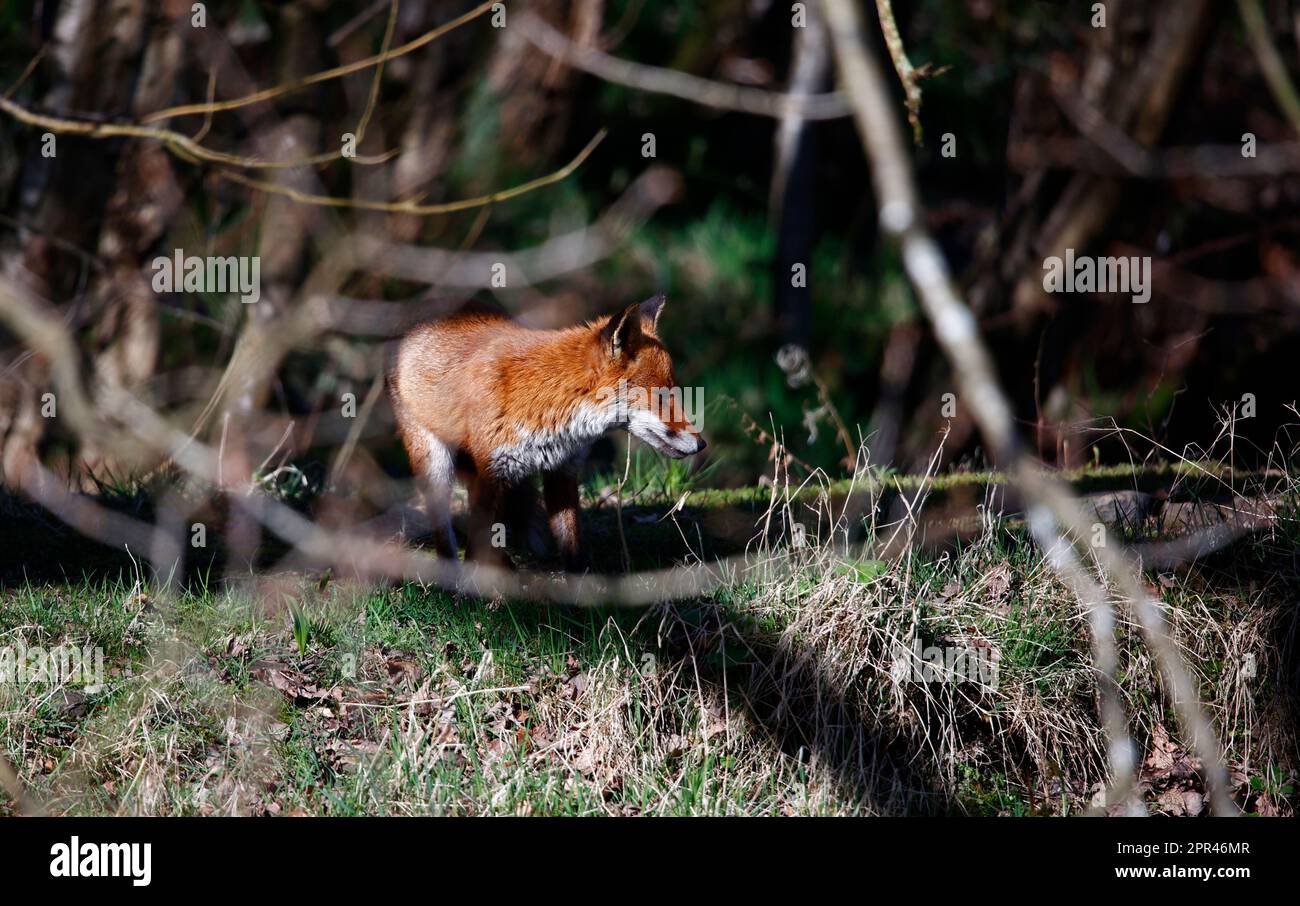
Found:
601,302 -> 643,360
639,293 -> 666,333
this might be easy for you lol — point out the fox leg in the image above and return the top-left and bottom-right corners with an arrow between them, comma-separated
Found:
543,469 -> 586,572
502,480 -> 549,557
465,475 -> 512,570
393,392 -> 458,557
406,427 -> 457,559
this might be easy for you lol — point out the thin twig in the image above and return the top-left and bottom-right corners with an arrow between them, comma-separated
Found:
3,45 -> 46,99
352,0 -> 400,146
141,0 -> 497,123
216,129 -> 607,216
516,10 -> 851,120
1237,0 -> 1300,136
0,95 -> 396,170
873,0 -> 924,144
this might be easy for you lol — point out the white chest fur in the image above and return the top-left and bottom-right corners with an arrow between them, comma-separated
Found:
488,401 -> 618,483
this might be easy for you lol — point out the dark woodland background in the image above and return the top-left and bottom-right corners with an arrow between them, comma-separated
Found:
1,0 -> 1298,492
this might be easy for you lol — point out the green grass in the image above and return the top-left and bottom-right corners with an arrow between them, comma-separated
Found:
2,458 -> 1298,816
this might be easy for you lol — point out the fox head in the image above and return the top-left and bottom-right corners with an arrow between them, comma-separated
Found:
595,294 -> 706,458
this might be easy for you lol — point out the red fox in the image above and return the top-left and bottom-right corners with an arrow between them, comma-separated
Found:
389,295 -> 705,570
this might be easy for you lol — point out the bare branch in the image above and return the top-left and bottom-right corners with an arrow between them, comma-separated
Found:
0,95 -> 396,170
873,0 -> 924,144
819,0 -> 1239,815
516,10 -> 851,120
140,0 -> 498,123
351,165 -> 681,291
215,129 -> 607,215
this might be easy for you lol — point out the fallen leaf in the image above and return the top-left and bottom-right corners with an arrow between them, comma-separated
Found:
251,660 -> 336,705
984,563 -> 1013,605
